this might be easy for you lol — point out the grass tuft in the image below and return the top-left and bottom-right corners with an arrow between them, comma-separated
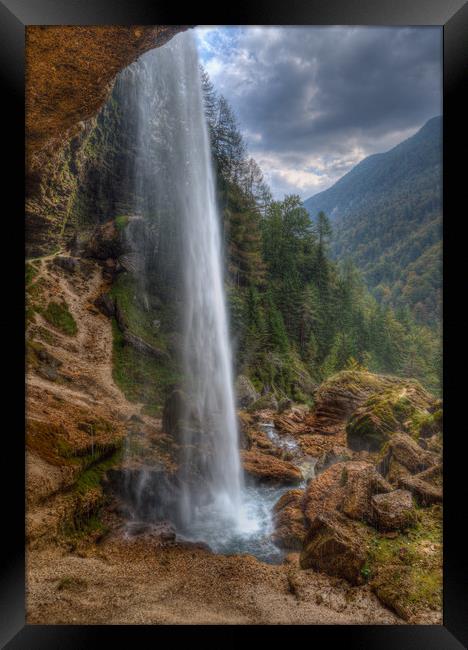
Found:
114,215 -> 129,231
42,301 -> 78,336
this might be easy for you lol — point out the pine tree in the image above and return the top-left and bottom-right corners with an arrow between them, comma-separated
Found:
265,291 -> 289,353
200,66 -> 218,143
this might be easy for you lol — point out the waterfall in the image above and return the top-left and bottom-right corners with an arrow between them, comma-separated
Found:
117,33 -> 244,536
166,33 -> 244,528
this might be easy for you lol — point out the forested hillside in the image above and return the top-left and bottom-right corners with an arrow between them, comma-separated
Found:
201,71 -> 441,395
303,117 -> 442,327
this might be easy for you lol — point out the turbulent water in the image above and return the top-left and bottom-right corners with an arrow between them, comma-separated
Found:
115,33 -> 308,561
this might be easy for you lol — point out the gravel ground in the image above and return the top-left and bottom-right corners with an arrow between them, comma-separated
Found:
26,534 -> 403,625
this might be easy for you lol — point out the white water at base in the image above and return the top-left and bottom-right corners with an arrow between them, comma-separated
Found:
179,483 -> 291,563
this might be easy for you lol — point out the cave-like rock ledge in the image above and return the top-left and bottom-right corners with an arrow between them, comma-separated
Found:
26,25 -> 188,173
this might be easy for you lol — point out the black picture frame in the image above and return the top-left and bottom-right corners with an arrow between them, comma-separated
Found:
2,0 -> 467,646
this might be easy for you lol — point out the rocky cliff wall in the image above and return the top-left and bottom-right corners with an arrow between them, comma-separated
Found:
26,25 -> 187,257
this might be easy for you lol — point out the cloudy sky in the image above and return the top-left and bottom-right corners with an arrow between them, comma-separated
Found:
193,26 -> 442,200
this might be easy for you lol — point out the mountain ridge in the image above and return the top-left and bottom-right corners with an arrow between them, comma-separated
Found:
304,116 -> 442,326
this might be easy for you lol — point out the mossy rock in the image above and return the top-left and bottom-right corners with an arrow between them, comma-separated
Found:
311,370 -> 407,427
367,505 -> 442,622
57,446 -> 123,545
299,512 -> 368,585
247,392 -> 279,412
111,319 -> 179,416
346,381 -> 437,452
26,419 -> 74,466
114,215 -> 130,231
410,409 -> 443,439
316,370 -> 396,404
110,273 -> 173,349
108,270 -> 181,415
27,418 -> 122,470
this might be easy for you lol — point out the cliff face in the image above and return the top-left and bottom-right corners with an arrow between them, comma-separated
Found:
26,25 -> 187,257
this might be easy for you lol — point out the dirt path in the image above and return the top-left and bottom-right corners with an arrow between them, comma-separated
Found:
28,256 -> 133,413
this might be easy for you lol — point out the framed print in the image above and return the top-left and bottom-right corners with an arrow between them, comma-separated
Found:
1,0 -> 467,646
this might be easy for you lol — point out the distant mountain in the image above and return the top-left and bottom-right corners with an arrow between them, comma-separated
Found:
304,116 -> 442,326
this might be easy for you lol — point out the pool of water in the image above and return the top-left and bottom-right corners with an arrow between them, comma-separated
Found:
176,422 -> 317,564
177,482 -> 293,563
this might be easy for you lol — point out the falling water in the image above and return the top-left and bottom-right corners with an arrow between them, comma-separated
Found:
118,33 -> 244,536
167,34 -> 244,529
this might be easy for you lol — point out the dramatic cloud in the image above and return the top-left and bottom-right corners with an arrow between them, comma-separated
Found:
194,26 -> 442,199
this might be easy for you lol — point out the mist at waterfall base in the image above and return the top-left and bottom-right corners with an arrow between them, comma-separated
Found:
116,33 -> 297,563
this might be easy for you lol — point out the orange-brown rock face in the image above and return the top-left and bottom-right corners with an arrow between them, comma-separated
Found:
26,25 -> 187,170
272,489 -> 307,549
25,26 -> 187,257
299,511 -> 368,585
241,449 -> 303,485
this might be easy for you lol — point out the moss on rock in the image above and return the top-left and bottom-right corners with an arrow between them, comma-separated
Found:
114,215 -> 130,231
42,300 -> 78,336
367,505 -> 442,621
112,339 -> 177,416
346,380 -> 437,452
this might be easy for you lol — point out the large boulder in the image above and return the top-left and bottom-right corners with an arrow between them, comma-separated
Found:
370,489 -> 416,531
272,489 -> 307,549
377,433 -> 438,480
241,449 -> 302,485
315,444 -> 353,474
274,408 -> 312,437
308,371 -> 404,433
235,375 -> 260,408
162,390 -> 190,440
398,465 -> 442,506
340,463 -> 392,522
243,429 -> 277,455
299,512 -> 367,585
302,460 -> 391,528
346,382 -> 438,452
